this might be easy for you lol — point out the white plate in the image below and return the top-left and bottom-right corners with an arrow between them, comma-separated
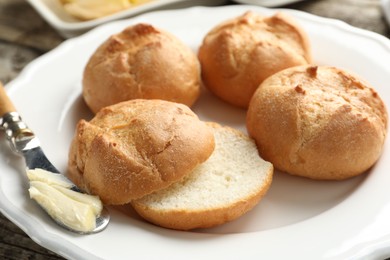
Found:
232,0 -> 306,7
26,0 -> 226,38
2,5 -> 390,260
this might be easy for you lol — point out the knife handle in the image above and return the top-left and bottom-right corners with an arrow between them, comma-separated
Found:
0,82 -> 17,117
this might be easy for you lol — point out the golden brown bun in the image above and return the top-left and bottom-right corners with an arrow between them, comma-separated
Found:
131,122 -> 273,230
68,99 -> 215,205
247,65 -> 388,180
198,11 -> 311,108
83,23 -> 201,114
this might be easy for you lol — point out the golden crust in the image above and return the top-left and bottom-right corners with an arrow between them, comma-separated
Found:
67,99 -> 215,204
83,23 -> 201,114
247,65 -> 388,180
198,11 -> 311,108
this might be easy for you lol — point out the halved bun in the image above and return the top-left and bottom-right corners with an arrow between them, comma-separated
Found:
131,122 -> 273,230
68,99 -> 215,205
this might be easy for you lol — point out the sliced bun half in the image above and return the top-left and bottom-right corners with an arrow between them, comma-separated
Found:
131,122 -> 273,230
68,99 -> 215,205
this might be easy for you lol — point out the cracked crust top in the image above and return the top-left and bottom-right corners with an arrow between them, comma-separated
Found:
82,23 -> 201,114
246,65 -> 388,180
198,11 -> 311,108
67,99 -> 215,204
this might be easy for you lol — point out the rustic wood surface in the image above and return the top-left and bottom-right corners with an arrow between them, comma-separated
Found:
0,0 -> 389,259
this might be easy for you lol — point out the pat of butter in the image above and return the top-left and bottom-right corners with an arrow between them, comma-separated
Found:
27,169 -> 103,233
60,0 -> 152,20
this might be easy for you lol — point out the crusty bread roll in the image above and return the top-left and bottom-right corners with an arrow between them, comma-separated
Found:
131,122 -> 273,230
68,99 -> 215,205
247,65 -> 388,180
198,11 -> 311,108
83,23 -> 201,114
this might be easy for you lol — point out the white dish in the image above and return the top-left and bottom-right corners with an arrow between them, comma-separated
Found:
25,0 -> 226,38
2,5 -> 390,260
382,0 -> 390,26
232,0 -> 306,7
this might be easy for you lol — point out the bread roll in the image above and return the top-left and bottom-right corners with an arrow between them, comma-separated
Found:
83,23 -> 201,114
131,122 -> 273,230
247,65 -> 388,180
68,99 -> 215,205
198,11 -> 311,108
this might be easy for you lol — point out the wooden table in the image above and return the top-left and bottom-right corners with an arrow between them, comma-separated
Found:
0,0 -> 389,258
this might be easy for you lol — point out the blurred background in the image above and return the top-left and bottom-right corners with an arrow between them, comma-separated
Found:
1,0 -> 389,85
